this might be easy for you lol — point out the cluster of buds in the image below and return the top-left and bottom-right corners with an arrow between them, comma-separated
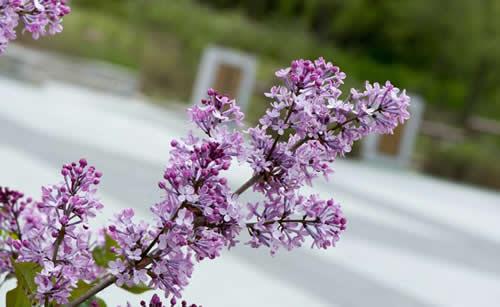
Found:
137,294 -> 202,307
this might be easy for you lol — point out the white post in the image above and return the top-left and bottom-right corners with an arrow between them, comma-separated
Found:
191,46 -> 256,112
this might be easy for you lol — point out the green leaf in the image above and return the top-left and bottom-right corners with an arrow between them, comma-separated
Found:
92,234 -> 119,267
6,283 -> 31,307
6,261 -> 41,307
69,280 -> 107,307
69,280 -> 94,301
12,261 -> 40,294
9,232 -> 19,240
120,283 -> 152,294
78,296 -> 107,307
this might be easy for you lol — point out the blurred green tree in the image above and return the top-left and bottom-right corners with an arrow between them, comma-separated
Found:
198,0 -> 500,123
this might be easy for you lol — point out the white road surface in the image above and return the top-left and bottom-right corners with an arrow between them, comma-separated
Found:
1,77 -> 499,307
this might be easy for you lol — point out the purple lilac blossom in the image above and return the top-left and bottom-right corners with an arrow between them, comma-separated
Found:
187,88 -> 244,136
0,0 -> 70,55
6,159 -> 104,305
246,193 -> 346,254
244,58 -> 410,252
107,59 -> 410,301
107,90 -> 246,298
1,58 -> 410,305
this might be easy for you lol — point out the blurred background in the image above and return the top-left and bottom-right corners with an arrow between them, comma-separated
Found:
4,0 -> 500,188
1,1 -> 500,306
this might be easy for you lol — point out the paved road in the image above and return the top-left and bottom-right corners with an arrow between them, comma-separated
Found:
1,77 -> 500,307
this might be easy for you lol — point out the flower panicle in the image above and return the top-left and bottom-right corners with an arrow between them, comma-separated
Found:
5,159 -> 104,305
1,58 -> 410,306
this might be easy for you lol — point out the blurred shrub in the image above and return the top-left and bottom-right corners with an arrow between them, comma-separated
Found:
137,0 -> 456,109
139,32 -> 195,100
198,0 -> 500,122
420,138 -> 500,190
63,1 -> 464,116
72,0 -> 128,15
18,9 -> 142,69
22,0 -> 500,123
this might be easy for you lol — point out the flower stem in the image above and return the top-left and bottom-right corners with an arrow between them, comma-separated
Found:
233,174 -> 262,196
52,226 -> 65,262
265,101 -> 295,160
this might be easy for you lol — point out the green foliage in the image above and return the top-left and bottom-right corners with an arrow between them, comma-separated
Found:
120,283 -> 152,294
69,281 -> 107,307
6,263 -> 109,307
6,261 -> 40,307
90,234 -> 152,296
6,284 -> 31,307
197,0 -> 500,121
12,261 -> 40,294
19,9 -> 143,69
92,233 -> 119,267
69,280 -> 96,301
80,297 -> 107,307
38,2 -> 440,108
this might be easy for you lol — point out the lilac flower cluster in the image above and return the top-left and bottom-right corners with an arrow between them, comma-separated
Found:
102,59 -> 410,300
6,159 -> 103,305
0,0 -> 70,54
107,209 -> 152,288
188,88 -> 244,136
244,58 -> 409,253
2,57 -> 410,306
106,90 -> 247,299
246,194 -> 346,254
